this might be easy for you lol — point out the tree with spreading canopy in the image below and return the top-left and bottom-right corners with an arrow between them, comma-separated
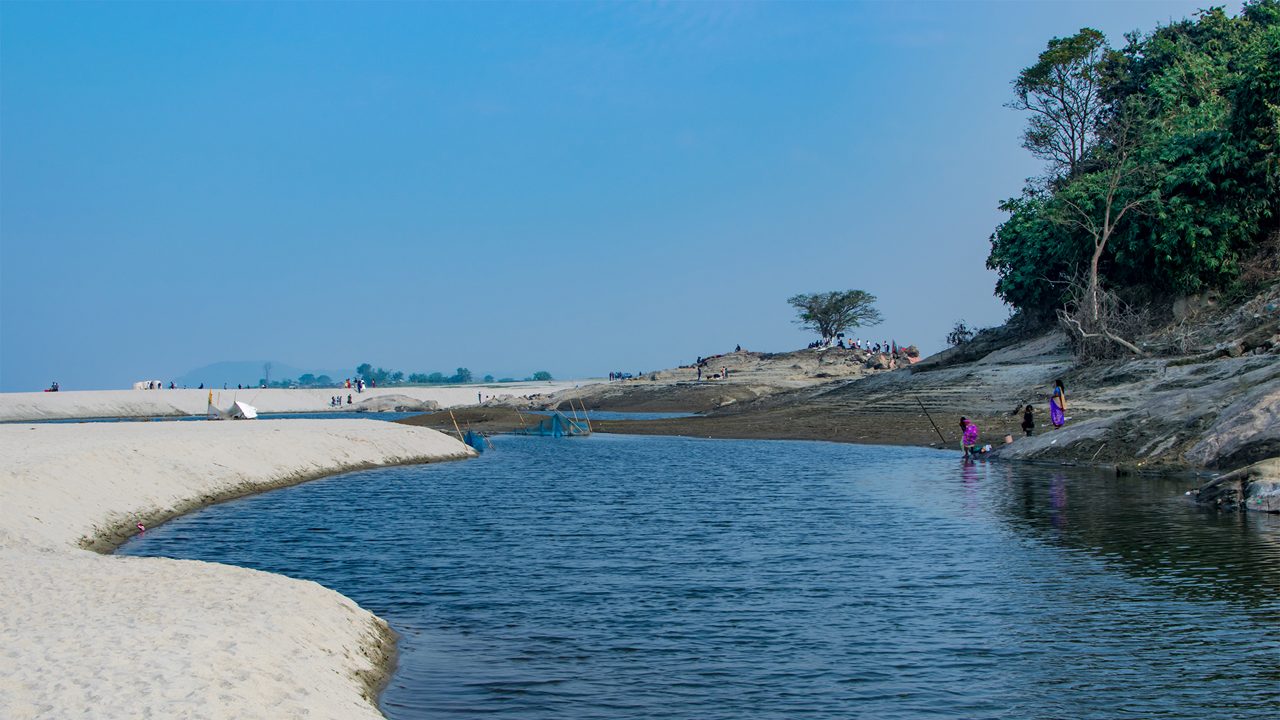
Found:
1007,27 -> 1108,178
787,290 -> 882,342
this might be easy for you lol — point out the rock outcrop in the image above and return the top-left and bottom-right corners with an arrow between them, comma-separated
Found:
349,394 -> 440,413
1196,458 -> 1280,513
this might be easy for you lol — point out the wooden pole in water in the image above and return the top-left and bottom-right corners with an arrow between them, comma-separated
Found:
916,395 -> 948,446
448,408 -> 465,442
576,399 -> 592,433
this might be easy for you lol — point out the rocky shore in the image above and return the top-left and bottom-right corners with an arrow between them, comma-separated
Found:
414,288 -> 1280,511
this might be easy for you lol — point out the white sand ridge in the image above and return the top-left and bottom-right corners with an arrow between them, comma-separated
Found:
0,419 -> 473,719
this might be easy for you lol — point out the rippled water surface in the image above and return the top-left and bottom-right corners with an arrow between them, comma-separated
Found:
120,434 -> 1280,719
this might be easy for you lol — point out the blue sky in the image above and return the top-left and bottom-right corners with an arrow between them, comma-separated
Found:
0,1 -> 1236,390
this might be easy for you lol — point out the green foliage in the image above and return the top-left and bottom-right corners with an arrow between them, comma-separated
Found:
364,365 -> 471,384
1010,27 -> 1108,176
530,371 -> 553,381
987,192 -> 1086,313
946,320 -> 976,347
356,364 -> 394,385
989,2 -> 1280,316
787,290 -> 883,340
483,374 -> 495,383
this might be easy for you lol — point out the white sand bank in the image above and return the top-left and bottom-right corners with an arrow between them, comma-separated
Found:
0,381 -> 587,422
0,420 -> 473,719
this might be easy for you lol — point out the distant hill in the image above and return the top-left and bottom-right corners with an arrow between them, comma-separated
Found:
173,361 -> 348,388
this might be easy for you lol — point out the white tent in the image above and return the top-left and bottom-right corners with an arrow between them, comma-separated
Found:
229,401 -> 258,420
207,396 -> 258,420
133,380 -> 163,390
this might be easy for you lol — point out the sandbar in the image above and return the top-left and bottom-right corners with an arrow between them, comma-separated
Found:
0,381 -> 585,422
0,419 -> 472,719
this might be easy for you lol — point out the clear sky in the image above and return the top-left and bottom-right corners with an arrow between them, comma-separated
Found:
0,1 -> 1237,390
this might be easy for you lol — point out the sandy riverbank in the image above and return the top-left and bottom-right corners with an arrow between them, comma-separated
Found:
0,420 -> 472,719
0,381 -> 585,422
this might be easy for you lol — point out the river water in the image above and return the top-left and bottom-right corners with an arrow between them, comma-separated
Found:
119,434 -> 1280,719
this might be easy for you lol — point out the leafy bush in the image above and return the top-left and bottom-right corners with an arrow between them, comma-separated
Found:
946,321 -> 976,347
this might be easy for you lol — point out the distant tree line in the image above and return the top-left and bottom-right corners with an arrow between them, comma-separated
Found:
355,364 -> 553,386
250,365 -> 554,388
987,2 -> 1279,355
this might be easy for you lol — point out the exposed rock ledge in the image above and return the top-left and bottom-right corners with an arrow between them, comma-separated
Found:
1195,458 -> 1280,513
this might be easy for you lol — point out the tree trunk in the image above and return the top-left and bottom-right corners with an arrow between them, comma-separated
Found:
1090,239 -> 1104,324
1090,208 -> 1114,324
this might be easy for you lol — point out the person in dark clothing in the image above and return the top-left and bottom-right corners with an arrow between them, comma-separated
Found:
1021,405 -> 1035,436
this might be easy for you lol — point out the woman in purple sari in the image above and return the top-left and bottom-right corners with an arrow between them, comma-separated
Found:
960,417 -> 979,457
1050,379 -> 1067,428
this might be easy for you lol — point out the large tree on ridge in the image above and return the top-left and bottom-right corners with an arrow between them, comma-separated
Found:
787,290 -> 883,342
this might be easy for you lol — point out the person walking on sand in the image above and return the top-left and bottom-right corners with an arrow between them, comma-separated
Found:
1021,405 -> 1035,436
1050,379 -> 1067,429
960,417 -> 979,458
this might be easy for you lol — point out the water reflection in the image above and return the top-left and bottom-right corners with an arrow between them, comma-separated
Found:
987,461 -> 1280,608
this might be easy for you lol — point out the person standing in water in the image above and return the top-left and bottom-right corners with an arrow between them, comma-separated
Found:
960,417 -> 979,458
1050,379 -> 1067,429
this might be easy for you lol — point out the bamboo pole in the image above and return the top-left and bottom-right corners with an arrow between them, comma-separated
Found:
576,399 -> 592,433
448,409 -> 465,442
916,395 -> 948,446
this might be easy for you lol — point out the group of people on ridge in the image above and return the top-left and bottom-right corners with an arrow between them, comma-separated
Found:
807,337 -> 904,354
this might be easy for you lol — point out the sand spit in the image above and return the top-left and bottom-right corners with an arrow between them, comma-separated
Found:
0,381 -> 584,423
0,420 -> 473,719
